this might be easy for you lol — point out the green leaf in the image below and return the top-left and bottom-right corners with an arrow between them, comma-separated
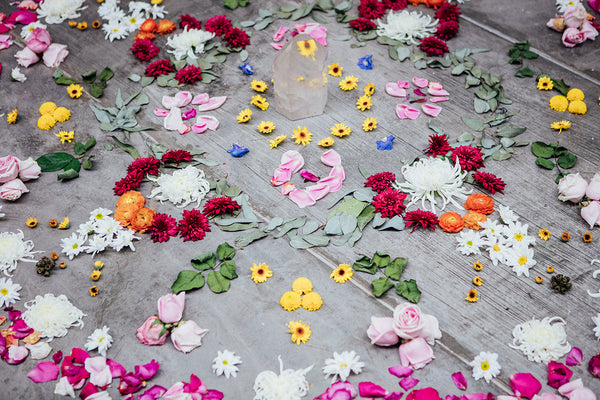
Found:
302,234 -> 329,247
90,81 -> 106,98
84,137 -> 96,151
104,143 -> 114,151
64,158 -> 81,173
492,149 -> 512,161
474,98 -> 491,114
557,153 -> 577,169
357,205 -> 376,230
274,216 -> 307,238
388,45 -> 399,61
553,78 -> 570,96
334,34 -> 352,41
141,76 -> 155,87
515,66 -> 534,78
372,277 -> 394,297
57,168 -> 79,181
396,279 -> 421,303
385,257 -> 408,281
128,74 -> 141,82
73,142 -> 86,156
377,215 -> 405,230
54,76 -> 78,85
191,251 -> 216,270
536,157 -> 555,170
82,70 -> 97,84
53,69 -> 64,79
216,242 -> 236,260
89,104 -> 112,124
171,270 -> 205,294
461,117 -> 485,132
372,252 -> 391,268
451,64 -> 465,75
523,50 -> 538,59
234,230 -> 268,247
328,198 -> 368,220
353,255 -> 376,274
82,158 -> 93,170
111,136 -> 140,159
207,270 -> 230,293
219,260 -> 238,279
397,47 -> 410,62
98,67 -> 114,82
531,141 -> 554,158
508,47 -> 521,59
36,152 -> 75,172
496,124 -> 526,138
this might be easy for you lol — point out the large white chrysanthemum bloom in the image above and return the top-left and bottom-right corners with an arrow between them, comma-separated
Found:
254,357 -> 313,400
0,230 -> 37,276
510,316 -> 571,363
37,0 -> 87,24
148,165 -> 210,207
22,293 -> 86,340
166,27 -> 215,60
377,10 -> 438,45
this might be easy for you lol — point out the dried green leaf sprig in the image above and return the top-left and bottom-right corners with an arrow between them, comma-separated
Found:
531,141 -> 578,182
89,88 -> 152,140
507,41 -> 539,78
53,67 -> 114,98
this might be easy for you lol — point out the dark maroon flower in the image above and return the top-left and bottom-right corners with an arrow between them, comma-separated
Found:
547,360 -> 573,389
128,157 -> 161,176
161,149 -> 193,166
205,15 -> 232,36
114,170 -> 144,196
436,20 -> 459,40
435,2 -> 461,21
358,0 -> 386,19
145,59 -> 174,77
150,213 -> 178,243
404,209 -> 439,232
175,65 -> 203,85
382,0 -> 408,10
178,209 -> 211,241
179,14 -> 201,30
224,27 -> 250,49
473,171 -> 505,194
130,39 -> 160,62
424,133 -> 451,157
203,197 -> 241,217
589,352 -> 600,378
349,17 -> 378,31
365,172 -> 396,193
452,146 -> 485,171
372,188 -> 407,218
419,36 -> 449,57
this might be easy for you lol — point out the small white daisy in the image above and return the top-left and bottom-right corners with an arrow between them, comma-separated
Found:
593,313 -> 600,340
456,229 -> 486,255
148,4 -> 167,19
122,11 -> 144,33
111,229 -> 139,252
83,235 -> 110,257
77,221 -> 95,237
478,219 -> 504,240
128,1 -> 150,14
60,232 -> 87,260
212,350 -> 242,378
85,326 -> 113,357
0,277 -> 22,308
469,351 -> 501,383
505,244 -> 536,277
486,238 -> 510,266
94,217 -> 122,239
498,205 -> 519,225
102,19 -> 130,41
90,208 -> 113,222
322,350 -> 365,382
556,0 -> 581,13
505,221 -> 536,247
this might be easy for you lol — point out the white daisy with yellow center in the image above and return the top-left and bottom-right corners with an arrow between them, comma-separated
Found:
0,277 -> 22,308
322,350 -> 365,382
212,349 -> 242,379
469,351 -> 501,383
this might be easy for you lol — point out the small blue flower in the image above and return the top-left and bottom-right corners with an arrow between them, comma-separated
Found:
239,62 -> 254,75
227,143 -> 249,157
357,54 -> 373,70
376,135 -> 395,150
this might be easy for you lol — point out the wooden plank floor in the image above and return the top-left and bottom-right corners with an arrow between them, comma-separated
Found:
1,0 -> 599,397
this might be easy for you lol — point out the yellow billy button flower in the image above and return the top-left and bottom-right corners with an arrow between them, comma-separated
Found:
537,76 -> 553,90
288,320 -> 311,344
91,270 -> 101,281
292,277 -> 313,295
331,123 -> 351,137
37,114 -> 57,130
362,117 -> 377,132
67,84 -> 83,99
77,22 -> 87,30
535,276 -> 543,284
68,20 -> 77,27
301,292 -> 323,311
250,263 -> 272,283
39,101 -> 57,115
7,109 -> 18,124
568,100 -> 586,115
466,288 -> 478,302
328,63 -> 343,77
48,219 -> 58,228
318,137 -> 334,147
549,95 -> 568,112
280,291 -> 302,311
339,75 -> 358,91
26,218 -> 37,228
92,20 -> 101,29
59,262 -> 67,268
330,264 -> 353,283
250,80 -> 268,92
566,88 -> 584,101
356,95 -> 372,111
236,108 -> 252,123
50,252 -> 59,260
292,126 -> 312,146
538,229 -> 551,241
257,121 -> 275,134
547,266 -> 555,273
53,107 -> 71,122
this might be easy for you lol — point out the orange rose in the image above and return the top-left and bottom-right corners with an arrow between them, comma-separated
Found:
129,207 -> 156,233
439,212 -> 464,233
115,205 -> 141,228
156,20 -> 176,35
464,193 -> 495,214
116,190 -> 146,210
139,19 -> 156,33
463,211 -> 487,230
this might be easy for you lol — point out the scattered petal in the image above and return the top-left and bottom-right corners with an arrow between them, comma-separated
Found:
452,371 -> 467,390
565,347 -> 583,366
422,103 -> 442,117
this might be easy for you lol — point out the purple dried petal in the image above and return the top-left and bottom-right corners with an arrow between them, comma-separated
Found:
409,98 -> 427,104
565,347 -> 583,366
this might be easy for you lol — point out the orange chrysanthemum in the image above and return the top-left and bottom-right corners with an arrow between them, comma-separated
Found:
464,193 -> 495,214
135,31 -> 156,40
462,211 -> 487,230
114,205 -> 141,227
156,20 -> 176,34
439,212 -> 464,233
140,19 -> 157,33
129,207 -> 156,233
116,190 -> 146,210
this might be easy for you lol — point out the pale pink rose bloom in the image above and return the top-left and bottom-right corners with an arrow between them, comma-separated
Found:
392,303 -> 441,345
563,4 -> 588,28
562,27 -> 586,47
42,43 -> 68,67
18,157 -> 41,181
581,201 -> 600,228
0,34 -> 12,50
586,173 -> 600,200
0,155 -> 20,183
557,173 -> 587,202
367,316 -> 399,346
136,315 -> 168,346
26,27 -> 51,52
15,46 -> 39,67
157,292 -> 185,324
579,20 -> 599,41
398,337 -> 434,369
0,178 -> 28,200
170,320 -> 208,353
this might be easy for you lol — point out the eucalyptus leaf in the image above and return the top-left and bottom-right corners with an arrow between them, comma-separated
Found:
234,230 -> 268,247
357,205 -> 375,230
340,214 -> 358,235
218,222 -> 258,232
371,213 -> 386,228
327,198 -> 367,219
353,188 -> 375,202
474,98 -> 491,114
397,47 -> 411,61
333,34 -> 352,41
265,217 -> 284,232
496,124 -> 526,138
128,74 -> 141,82
171,270 -> 205,294
274,216 -> 307,238
104,143 -> 114,151
301,220 -> 321,235
461,117 -> 485,132
302,234 -> 330,247
372,277 -> 394,298
480,136 -> 496,149
141,76 -> 154,87
289,236 -> 313,249
457,132 -> 475,142
325,215 -> 342,235
377,215 -> 405,230
492,149 -> 512,161
240,49 -> 248,62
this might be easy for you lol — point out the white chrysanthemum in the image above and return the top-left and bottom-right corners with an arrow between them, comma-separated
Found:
111,229 -> 139,252
0,277 -> 22,307
0,230 -> 37,276
37,0 -> 87,24
98,1 -> 126,22
469,351 -> 501,383
128,1 -> 150,14
0,205 -> 4,218
485,237 -> 510,266
148,4 -> 167,19
510,316 -> 571,363
505,221 -> 536,247
148,165 -> 210,207
122,11 -> 144,33
322,350 -> 365,383
498,205 -> 518,225
85,326 -> 113,357
254,357 -> 313,400
83,235 -> 110,257
22,293 -> 85,340
11,67 -> 26,82
212,350 -> 242,378
394,157 -> 471,213
102,19 -> 130,41
592,313 -> 600,340
504,244 -> 536,277
166,27 -> 215,60
20,21 -> 48,40
377,10 -> 438,45
556,0 -> 581,13
478,219 -> 504,240
456,229 -> 486,255
60,232 -> 87,260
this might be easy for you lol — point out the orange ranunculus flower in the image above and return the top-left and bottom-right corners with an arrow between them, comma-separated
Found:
129,207 -> 156,233
135,31 -> 156,41
116,190 -> 146,210
464,193 -> 495,214
156,20 -> 176,35
439,212 -> 464,233
463,211 -> 487,230
140,19 -> 157,33
114,205 -> 141,228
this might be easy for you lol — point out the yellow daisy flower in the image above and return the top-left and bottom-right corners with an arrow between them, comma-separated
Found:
549,95 -> 568,112
328,63 -> 343,77
364,83 -> 375,96
280,291 -> 302,311
251,95 -> 269,111
566,88 -> 584,101
583,232 -> 593,243
292,126 -> 312,146
331,123 -> 351,137
58,217 -> 70,230
472,276 -> 482,286
568,100 -> 586,115
56,130 -> 75,144
560,232 -> 570,242
535,276 -> 543,284
288,320 -> 311,344
90,286 -> 99,296
356,95 -> 372,111
473,260 -> 483,271
26,217 -> 37,228
257,121 -> 275,133
550,120 -> 570,133
91,270 -> 101,281
68,20 -> 77,27
250,262 -> 273,283
362,117 -> 377,132
67,84 -> 83,99
547,266 -> 555,273
297,39 -> 317,59
269,135 -> 287,149
318,137 -> 334,147
7,109 -> 18,124
95,261 -> 104,269
537,76 -> 553,90
330,264 -> 353,283
538,229 -> 551,241
250,80 -> 268,92
339,75 -> 358,91
292,277 -> 313,295
236,108 -> 252,123
301,292 -> 323,311
466,288 -> 478,302
77,21 -> 87,30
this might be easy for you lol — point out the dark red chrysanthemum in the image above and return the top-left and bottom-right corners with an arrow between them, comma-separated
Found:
204,15 -> 233,36
424,134 -> 452,157
365,172 -> 397,193
419,36 -> 449,57
473,171 -> 505,194
128,157 -> 161,176
130,39 -> 160,62
349,17 -> 378,31
150,213 -> 179,243
358,0 -> 386,19
404,209 -> 439,232
224,27 -> 250,49
113,170 -> 144,196
161,150 -> 193,166
178,209 -> 211,242
203,196 -> 241,217
180,14 -> 202,30
145,59 -> 174,77
175,65 -> 203,85
435,2 -> 461,22
382,0 -> 408,10
436,20 -> 459,40
452,145 -> 485,172
372,188 -> 407,218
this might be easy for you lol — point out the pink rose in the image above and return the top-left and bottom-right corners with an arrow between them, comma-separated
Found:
563,4 -> 588,28
26,27 -> 51,53
557,173 -> 588,202
136,315 -> 168,346
586,173 -> 600,200
580,20 -> 599,41
0,155 -> 20,183
15,46 -> 39,67
392,303 -> 441,345
0,178 -> 28,201
547,360 -> 572,389
18,157 -> 41,181
170,320 -> 208,353
157,292 -> 185,324
581,201 -> 600,228
367,316 -> 399,346
398,337 -> 434,369
562,27 -> 586,47
43,43 -> 68,68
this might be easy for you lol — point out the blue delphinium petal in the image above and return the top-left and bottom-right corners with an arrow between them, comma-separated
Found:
227,143 -> 250,157
376,135 -> 395,150
358,54 -> 373,70
239,62 -> 254,75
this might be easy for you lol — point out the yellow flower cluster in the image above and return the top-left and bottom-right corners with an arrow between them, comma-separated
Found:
280,277 -> 323,311
549,88 -> 587,115
37,101 -> 71,131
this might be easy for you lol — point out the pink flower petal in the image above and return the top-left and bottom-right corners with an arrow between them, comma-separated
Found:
412,77 -> 428,88
164,108 -> 184,131
428,88 -> 449,96
281,182 -> 295,195
270,42 -> 284,50
510,373 -> 542,399
28,361 -> 60,383
288,189 -> 316,208
397,80 -> 410,89
300,169 -> 319,182
405,106 -> 420,120
177,124 -> 190,135
428,81 -> 443,90
191,122 -> 208,134
154,108 -> 169,117
451,372 -> 467,391
414,88 -> 426,96
182,108 -> 196,120
136,359 -> 160,380
400,376 -> 419,390
565,347 -> 583,366
195,116 -> 219,131
107,359 -> 126,379
359,382 -> 387,398
196,96 -> 227,112
280,150 -> 305,173
328,164 -> 345,180
6,345 -> 29,364
558,379 -> 584,396
162,92 -> 192,109
385,392 -> 404,400
271,168 -> 292,186
321,149 -> 341,167
318,174 -> 343,192
399,337 -> 434,370
191,93 -> 209,105
422,104 -> 442,117
385,82 -> 407,97
388,365 -> 413,378
305,183 -> 330,201
396,104 -> 408,119
308,26 -> 327,46
430,97 -> 449,103
273,26 -> 289,42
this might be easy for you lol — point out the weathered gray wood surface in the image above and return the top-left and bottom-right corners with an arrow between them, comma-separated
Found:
1,0 -> 599,398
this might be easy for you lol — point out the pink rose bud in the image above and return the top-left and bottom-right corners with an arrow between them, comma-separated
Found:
15,46 -> 40,67
588,353 -> 600,378
581,201 -> 600,229
157,292 -> 185,324
510,373 -> 542,399
42,43 -> 68,68
170,320 -> 208,353
546,17 -> 565,31
0,178 -> 29,201
367,316 -> 399,346
18,157 -> 41,181
26,27 -> 51,52
0,155 -> 20,183
136,315 -> 168,346
562,27 -> 586,47
398,337 -> 434,370
557,173 -> 588,202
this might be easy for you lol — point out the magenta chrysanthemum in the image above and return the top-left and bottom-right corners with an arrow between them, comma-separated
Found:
205,15 -> 233,36
161,150 -> 193,166
128,157 -> 161,176
130,39 -> 160,62
473,171 -> 505,194
419,36 -> 449,57
436,20 -> 459,40
203,197 -> 241,217
404,209 -> 439,232
451,146 -> 485,172
175,65 -> 203,85
145,59 -> 174,77
365,172 -> 397,193
424,134 -> 452,157
113,170 -> 144,196
178,209 -> 211,242
435,3 -> 461,22
179,14 -> 202,30
358,0 -> 386,19
372,188 -> 407,218
150,213 -> 179,243
224,28 -> 250,49
349,18 -> 378,31
382,0 -> 408,10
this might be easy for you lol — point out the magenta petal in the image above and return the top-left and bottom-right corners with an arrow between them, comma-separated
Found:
565,347 -> 583,366
181,108 -> 196,120
510,373 -> 542,399
28,361 -> 60,382
414,89 -> 426,96
6,345 -> 29,364
388,365 -> 413,378
422,104 -> 442,117
7,10 -> 37,25
203,389 -> 224,400
300,169 -> 319,182
452,372 -> 468,391
197,96 -> 227,111
288,189 -> 316,208
53,350 -> 63,365
359,382 -> 388,397
385,82 -> 407,97
135,359 -> 160,380
107,359 -> 126,379
270,42 -> 284,50
139,385 -> 168,400
405,106 -> 420,120
305,183 -> 330,201
430,97 -> 449,103
80,381 -> 99,399
408,388 -> 441,400
321,149 -> 342,167
400,376 -> 419,391
11,318 -> 33,338
397,80 -> 410,89
71,348 -> 91,363
412,77 -> 428,88
273,26 -> 289,41
191,93 -> 209,105
385,392 -> 404,400
463,394 -> 489,400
